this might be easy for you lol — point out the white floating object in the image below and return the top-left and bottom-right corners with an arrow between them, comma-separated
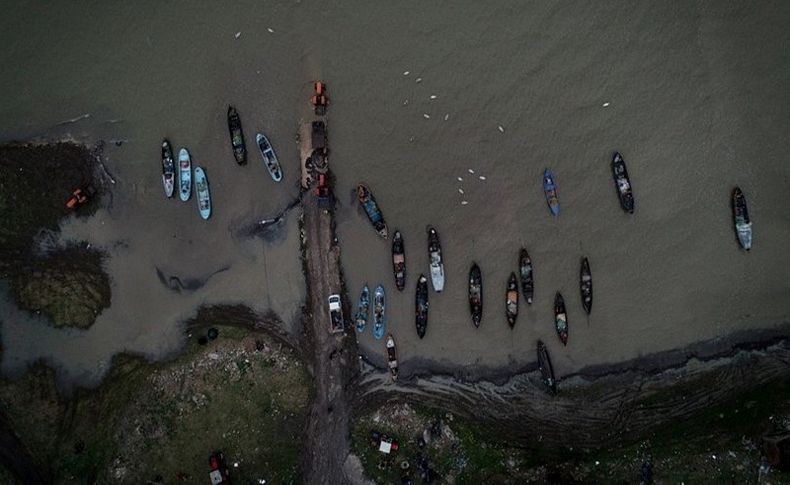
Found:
402,99 -> 409,106
461,201 -> 468,205
498,125 -> 505,133
415,77 -> 422,83
235,32 -> 242,38
444,114 -> 449,121
602,102 -> 610,107
457,177 -> 463,182
423,113 -> 430,119
458,188 -> 464,194
430,95 -> 437,100
403,70 -> 410,76
479,175 -> 486,181
267,28 -> 274,33
468,168 -> 475,174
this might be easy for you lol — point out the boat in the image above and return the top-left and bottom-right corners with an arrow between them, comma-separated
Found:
415,274 -> 429,338
227,106 -> 246,165
194,167 -> 211,220
580,257 -> 592,315
256,133 -> 283,182
427,226 -> 445,292
543,168 -> 560,216
373,285 -> 386,340
506,273 -> 518,328
392,230 -> 406,291
161,139 -> 175,198
386,334 -> 398,381
468,263 -> 483,328
611,152 -> 634,213
732,187 -> 752,251
537,340 -> 557,395
519,248 -> 534,305
357,184 -> 388,239
178,148 -> 192,201
554,292 -> 568,345
355,285 -> 370,333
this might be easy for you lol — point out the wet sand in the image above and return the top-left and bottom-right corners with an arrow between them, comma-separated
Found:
1,1 -> 789,387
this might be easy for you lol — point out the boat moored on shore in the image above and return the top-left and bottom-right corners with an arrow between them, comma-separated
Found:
506,272 -> 518,328
161,139 -> 175,198
554,292 -> 568,345
373,285 -> 386,340
580,257 -> 592,315
415,274 -> 429,338
611,152 -> 634,213
427,227 -> 445,292
543,168 -> 560,216
732,186 -> 752,251
178,148 -> 192,201
227,106 -> 246,165
469,263 -> 483,328
386,334 -> 398,381
519,248 -> 534,305
392,230 -> 406,291
194,167 -> 211,220
357,184 -> 388,239
355,285 -> 370,333
537,340 -> 557,395
256,133 -> 282,182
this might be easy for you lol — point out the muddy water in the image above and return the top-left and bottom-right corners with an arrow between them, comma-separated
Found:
1,2 -> 789,387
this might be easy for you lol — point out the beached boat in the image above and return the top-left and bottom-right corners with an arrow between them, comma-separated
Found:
732,186 -> 752,251
537,340 -> 557,395
386,334 -> 398,381
554,292 -> 568,345
580,257 -> 592,315
373,285 -> 386,340
427,226 -> 445,292
227,106 -> 246,165
357,184 -> 388,239
469,263 -> 483,328
355,285 -> 370,333
506,272 -> 518,328
611,152 -> 634,213
256,133 -> 283,182
519,248 -> 534,305
178,148 -> 192,201
194,167 -> 211,220
543,168 -> 560,216
392,230 -> 406,291
161,139 -> 175,198
415,274 -> 429,338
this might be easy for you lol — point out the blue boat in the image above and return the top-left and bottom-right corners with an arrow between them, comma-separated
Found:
543,168 -> 560,216
357,184 -> 389,239
194,167 -> 211,220
372,285 -> 386,339
355,285 -> 370,332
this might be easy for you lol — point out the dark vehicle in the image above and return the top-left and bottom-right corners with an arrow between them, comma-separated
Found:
537,340 -> 557,394
519,248 -> 534,304
227,106 -> 246,165
506,272 -> 518,328
415,274 -> 429,338
580,257 -> 592,315
611,152 -> 634,213
554,292 -> 568,345
392,230 -> 406,291
468,263 -> 483,328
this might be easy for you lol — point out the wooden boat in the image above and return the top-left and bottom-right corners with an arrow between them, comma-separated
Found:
732,187 -> 752,251
580,257 -> 592,315
386,334 -> 398,381
357,184 -> 388,239
161,139 -> 175,198
554,292 -> 568,345
256,133 -> 283,182
373,285 -> 386,340
543,168 -> 560,216
194,167 -> 211,220
469,263 -> 483,328
227,106 -> 246,165
427,226 -> 445,292
537,340 -> 557,395
178,148 -> 192,201
506,272 -> 518,328
415,274 -> 429,338
519,248 -> 534,305
355,285 -> 370,333
611,152 -> 635,213
392,230 -> 406,291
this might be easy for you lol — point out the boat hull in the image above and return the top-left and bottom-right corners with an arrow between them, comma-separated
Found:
386,335 -> 398,381
227,106 -> 246,165
519,248 -> 534,305
256,133 -> 283,182
537,340 -> 557,394
469,263 -> 482,328
554,292 -> 568,345
580,257 -> 592,315
427,227 -> 445,292
194,167 -> 211,220
178,148 -> 192,201
373,285 -> 386,340
357,184 -> 388,239
161,139 -> 175,198
415,275 -> 429,338
732,187 -> 752,251
355,285 -> 370,333
392,230 -> 406,291
611,152 -> 635,213
506,272 -> 518,328
543,168 -> 560,216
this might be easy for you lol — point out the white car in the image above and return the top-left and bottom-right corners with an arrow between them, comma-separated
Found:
328,294 -> 344,334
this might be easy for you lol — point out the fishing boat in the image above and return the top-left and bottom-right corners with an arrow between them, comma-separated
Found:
392,230 -> 406,291
227,106 -> 246,165
519,248 -> 534,305
355,285 -> 370,333
357,184 -> 388,239
427,226 -> 445,292
386,334 -> 399,381
373,285 -> 386,340
554,292 -> 568,345
256,133 -> 283,182
415,274 -> 429,338
161,139 -> 175,198
580,257 -> 592,315
469,263 -> 483,328
543,168 -> 560,216
506,273 -> 518,328
537,340 -> 557,395
178,148 -> 192,201
732,187 -> 752,251
611,152 -> 634,213
194,167 -> 211,220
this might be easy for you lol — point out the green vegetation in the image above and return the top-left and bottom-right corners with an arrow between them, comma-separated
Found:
0,325 -> 311,484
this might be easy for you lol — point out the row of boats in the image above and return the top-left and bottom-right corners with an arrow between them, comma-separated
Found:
158,106 -> 285,219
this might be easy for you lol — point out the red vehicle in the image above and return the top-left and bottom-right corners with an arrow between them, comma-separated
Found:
65,185 -> 96,210
208,452 -> 230,484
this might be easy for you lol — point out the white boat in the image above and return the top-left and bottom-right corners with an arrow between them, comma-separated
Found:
161,139 -> 175,198
256,133 -> 283,182
194,167 -> 211,220
179,148 -> 192,201
427,227 -> 445,292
